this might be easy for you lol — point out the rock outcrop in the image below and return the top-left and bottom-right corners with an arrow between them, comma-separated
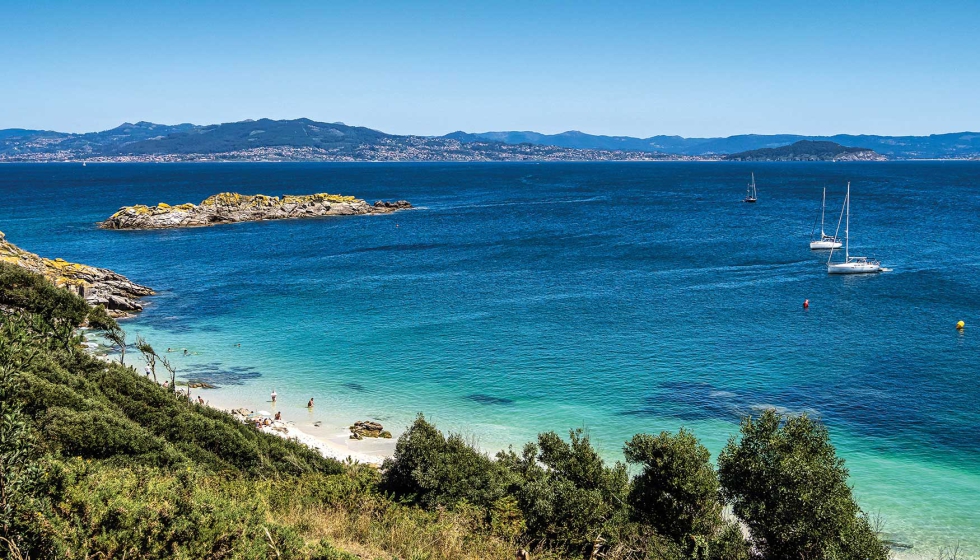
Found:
349,420 -> 392,440
0,230 -> 153,314
99,192 -> 412,230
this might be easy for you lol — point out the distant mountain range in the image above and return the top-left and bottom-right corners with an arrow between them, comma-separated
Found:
1,118 -> 977,162
0,119 -> 671,163
445,129 -> 980,159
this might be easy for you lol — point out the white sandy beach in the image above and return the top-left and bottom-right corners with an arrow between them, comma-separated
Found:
196,386 -> 397,466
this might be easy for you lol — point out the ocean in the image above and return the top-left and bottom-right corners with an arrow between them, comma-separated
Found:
2,161 -> 978,557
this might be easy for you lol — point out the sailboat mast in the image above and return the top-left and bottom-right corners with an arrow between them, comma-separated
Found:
844,182 -> 850,259
820,187 -> 826,236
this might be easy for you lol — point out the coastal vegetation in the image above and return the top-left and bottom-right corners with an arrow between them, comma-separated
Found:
1,261 -> 890,559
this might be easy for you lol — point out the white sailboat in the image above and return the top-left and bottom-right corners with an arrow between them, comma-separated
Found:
810,187 -> 842,250
744,173 -> 757,203
827,182 -> 881,274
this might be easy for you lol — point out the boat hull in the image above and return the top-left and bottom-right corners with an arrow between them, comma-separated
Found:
810,240 -> 842,250
827,262 -> 882,274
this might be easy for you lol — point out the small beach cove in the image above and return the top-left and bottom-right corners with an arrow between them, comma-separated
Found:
202,386 -> 395,466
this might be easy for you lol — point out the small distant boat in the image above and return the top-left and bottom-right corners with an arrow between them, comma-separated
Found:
809,187 -> 842,250
827,182 -> 882,274
744,173 -> 757,203
82,162 -> 87,167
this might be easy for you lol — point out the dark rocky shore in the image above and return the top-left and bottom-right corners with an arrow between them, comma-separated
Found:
1,230 -> 153,315
99,192 -> 412,230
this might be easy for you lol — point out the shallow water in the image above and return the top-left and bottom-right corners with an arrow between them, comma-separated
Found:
2,162 -> 978,557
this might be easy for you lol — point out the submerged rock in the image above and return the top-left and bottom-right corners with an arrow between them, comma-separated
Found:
187,381 -> 217,389
99,192 -> 413,230
0,230 -> 153,314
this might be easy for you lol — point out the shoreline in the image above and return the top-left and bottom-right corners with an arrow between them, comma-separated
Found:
193,384 -> 396,466
91,339 -> 397,466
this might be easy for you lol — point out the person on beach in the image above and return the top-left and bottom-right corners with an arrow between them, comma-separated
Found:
307,398 -> 314,408
274,411 -> 281,421
144,365 -> 151,377
197,396 -> 205,405
163,380 -> 169,388
271,389 -> 277,403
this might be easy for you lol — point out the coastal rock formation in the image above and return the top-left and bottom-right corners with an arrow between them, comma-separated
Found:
350,420 -> 392,440
99,192 -> 413,230
0,230 -> 153,314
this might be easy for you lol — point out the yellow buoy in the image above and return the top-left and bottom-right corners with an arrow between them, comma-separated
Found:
956,321 -> 965,330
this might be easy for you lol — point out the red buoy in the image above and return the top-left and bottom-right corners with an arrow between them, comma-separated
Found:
803,299 -> 809,309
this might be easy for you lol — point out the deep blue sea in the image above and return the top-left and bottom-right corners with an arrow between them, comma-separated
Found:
2,162 -> 978,557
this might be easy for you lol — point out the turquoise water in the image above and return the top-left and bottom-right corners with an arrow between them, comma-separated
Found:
2,162 -> 978,557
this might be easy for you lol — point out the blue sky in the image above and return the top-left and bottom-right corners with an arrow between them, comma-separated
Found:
2,1 -> 978,136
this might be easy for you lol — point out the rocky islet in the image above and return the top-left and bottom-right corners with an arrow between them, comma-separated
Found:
99,191 -> 412,230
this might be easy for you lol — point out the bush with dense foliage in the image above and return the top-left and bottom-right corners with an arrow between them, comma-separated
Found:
717,410 -> 889,560
624,429 -> 723,551
381,414 -> 514,509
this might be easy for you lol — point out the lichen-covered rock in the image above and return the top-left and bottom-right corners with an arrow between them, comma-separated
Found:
350,420 -> 389,439
99,192 -> 412,230
0,230 -> 153,314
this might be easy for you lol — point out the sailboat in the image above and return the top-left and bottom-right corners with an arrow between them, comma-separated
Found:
827,182 -> 881,274
744,173 -> 757,203
809,187 -> 842,249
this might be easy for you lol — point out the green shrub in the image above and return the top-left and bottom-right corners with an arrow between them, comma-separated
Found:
42,406 -> 181,466
717,410 -> 889,560
623,429 -> 722,549
381,413 -> 513,510
0,263 -> 89,334
499,430 -> 630,556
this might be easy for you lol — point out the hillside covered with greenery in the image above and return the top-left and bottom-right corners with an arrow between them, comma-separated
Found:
5,119 -> 980,160
722,141 -> 883,161
2,261 -> 889,559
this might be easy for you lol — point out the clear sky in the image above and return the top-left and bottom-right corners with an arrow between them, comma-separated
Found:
2,1 -> 978,137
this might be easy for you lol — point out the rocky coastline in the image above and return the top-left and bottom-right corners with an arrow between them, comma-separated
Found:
1,230 -> 153,315
99,192 -> 412,230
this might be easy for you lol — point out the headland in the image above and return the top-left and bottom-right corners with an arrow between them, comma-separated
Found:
0,230 -> 152,315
